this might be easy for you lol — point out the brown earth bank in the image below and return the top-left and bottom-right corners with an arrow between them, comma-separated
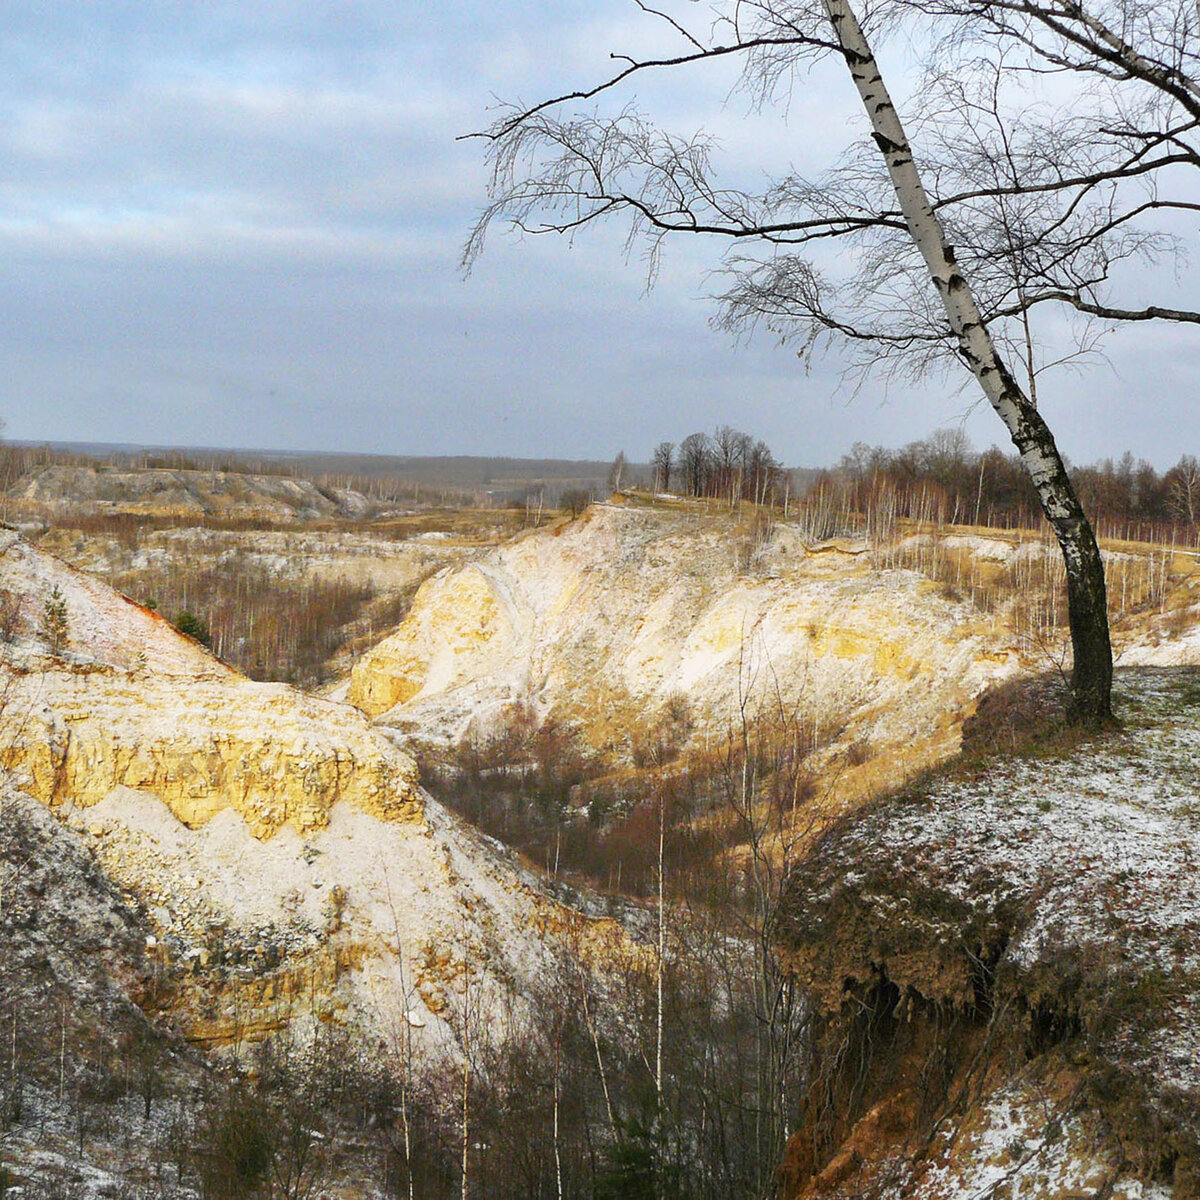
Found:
772,668 -> 1200,1199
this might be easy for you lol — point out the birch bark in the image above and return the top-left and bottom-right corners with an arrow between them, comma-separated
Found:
821,0 -> 1113,722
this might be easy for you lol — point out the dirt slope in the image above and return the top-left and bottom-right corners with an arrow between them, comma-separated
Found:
0,529 -> 638,1056
773,668 -> 1200,1199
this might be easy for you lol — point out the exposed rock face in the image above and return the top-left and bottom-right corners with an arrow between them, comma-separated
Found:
349,502 -> 1022,776
349,563 -> 517,715
8,464 -> 371,521
0,529 -> 639,1052
76,785 -> 639,1051
772,668 -> 1200,1198
0,530 -> 422,838
8,671 -> 422,837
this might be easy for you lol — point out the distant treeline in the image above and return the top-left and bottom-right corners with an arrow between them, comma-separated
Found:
0,442 -> 613,509
648,426 -> 789,505
6,431 -> 1198,542
802,430 -> 1200,543
640,425 -> 1198,543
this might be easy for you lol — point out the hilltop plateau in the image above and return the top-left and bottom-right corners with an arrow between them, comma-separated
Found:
7,464 -> 375,523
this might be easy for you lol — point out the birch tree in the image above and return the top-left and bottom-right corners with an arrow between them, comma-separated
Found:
467,0 -> 1200,724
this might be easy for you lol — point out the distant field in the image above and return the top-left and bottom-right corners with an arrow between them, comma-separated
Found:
10,440 -> 643,501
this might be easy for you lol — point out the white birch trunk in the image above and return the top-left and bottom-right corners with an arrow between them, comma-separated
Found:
821,0 -> 1113,720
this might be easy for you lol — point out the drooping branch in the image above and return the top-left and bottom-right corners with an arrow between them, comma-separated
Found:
464,104 -> 911,271
464,30 -> 839,148
1007,0 -> 1200,116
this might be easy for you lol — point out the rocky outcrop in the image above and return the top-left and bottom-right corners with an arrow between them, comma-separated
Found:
349,563 -> 518,715
0,529 -> 641,1054
4,669 -> 422,837
0,530 -> 422,838
772,668 -> 1200,1198
349,503 -> 1022,777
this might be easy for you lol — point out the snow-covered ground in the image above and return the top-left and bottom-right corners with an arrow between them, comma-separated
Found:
777,667 -> 1200,1197
914,1080 -> 1175,1200
866,668 -> 1200,1094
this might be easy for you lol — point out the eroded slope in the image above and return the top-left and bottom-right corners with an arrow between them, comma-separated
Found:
0,529 -> 634,1055
773,668 -> 1200,1198
0,529 -> 422,836
350,502 -> 1023,782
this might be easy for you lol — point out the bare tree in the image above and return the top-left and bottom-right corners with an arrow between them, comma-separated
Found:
747,439 -> 782,507
651,441 -> 675,493
712,425 -> 752,506
609,449 -> 629,492
1167,455 -> 1200,527
678,432 -> 714,499
466,0 -> 1200,722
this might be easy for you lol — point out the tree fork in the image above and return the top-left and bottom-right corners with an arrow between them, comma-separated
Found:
822,0 -> 1114,724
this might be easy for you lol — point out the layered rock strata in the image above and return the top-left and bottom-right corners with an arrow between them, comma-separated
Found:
0,529 -> 636,1051
0,530 -> 421,838
349,502 -> 1022,777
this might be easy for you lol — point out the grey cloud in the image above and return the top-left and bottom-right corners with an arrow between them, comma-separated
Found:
1,0 -> 1196,469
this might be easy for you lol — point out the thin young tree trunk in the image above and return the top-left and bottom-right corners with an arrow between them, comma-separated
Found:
821,0 -> 1113,723
59,999 -> 66,1106
655,788 -> 667,1198
461,1053 -> 470,1200
579,969 -> 619,1142
461,971 -> 471,1200
656,788 -> 665,1109
553,1033 -> 565,1200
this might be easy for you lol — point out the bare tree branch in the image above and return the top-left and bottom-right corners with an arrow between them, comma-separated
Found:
466,0 -> 1200,721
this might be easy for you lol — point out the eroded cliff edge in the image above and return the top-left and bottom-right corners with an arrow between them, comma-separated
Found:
0,528 -> 636,1054
348,501 -> 1027,791
772,669 -> 1200,1199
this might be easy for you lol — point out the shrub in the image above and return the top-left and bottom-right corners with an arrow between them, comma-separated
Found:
39,585 -> 68,654
195,1086 -> 276,1200
560,488 -> 592,517
172,609 -> 212,647
0,588 -> 20,643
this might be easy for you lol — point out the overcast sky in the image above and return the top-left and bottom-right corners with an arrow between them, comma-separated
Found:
2,1 -> 1196,468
